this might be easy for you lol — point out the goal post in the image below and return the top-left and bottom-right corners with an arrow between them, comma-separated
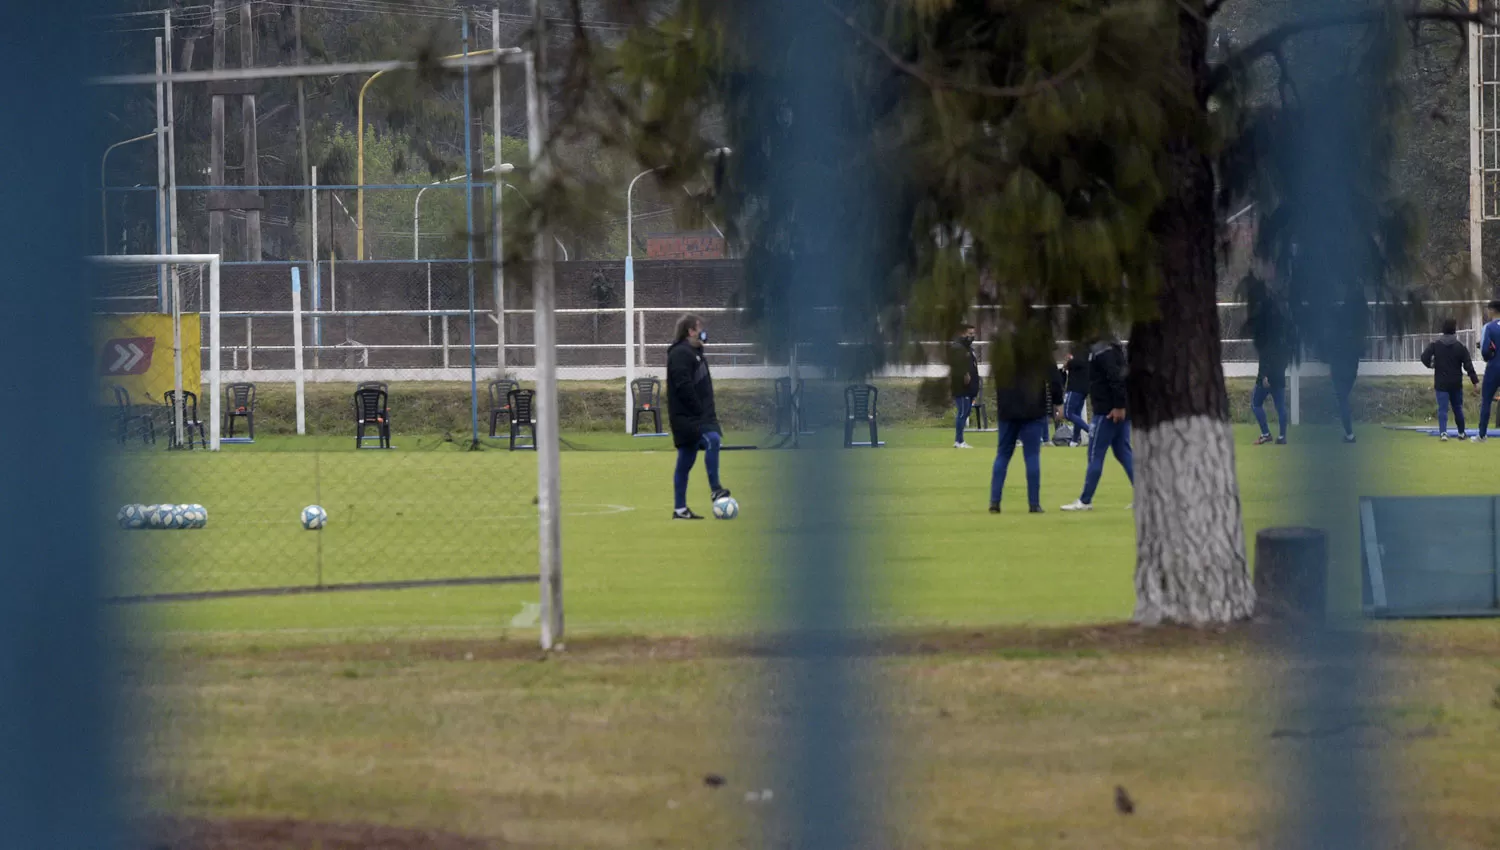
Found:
90,254 -> 221,450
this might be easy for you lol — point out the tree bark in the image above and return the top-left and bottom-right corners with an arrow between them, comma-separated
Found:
1127,0 -> 1255,625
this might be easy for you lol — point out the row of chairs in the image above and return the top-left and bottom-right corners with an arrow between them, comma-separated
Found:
107,384 -> 249,450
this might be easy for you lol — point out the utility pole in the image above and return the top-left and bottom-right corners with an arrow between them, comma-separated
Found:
296,0 -> 312,263
209,0 -> 226,257
529,0 -> 563,650
241,1 -> 262,260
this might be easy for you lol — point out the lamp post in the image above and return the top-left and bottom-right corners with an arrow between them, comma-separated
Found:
100,132 -> 157,254
622,147 -> 731,433
500,182 -> 570,259
414,163 -> 513,260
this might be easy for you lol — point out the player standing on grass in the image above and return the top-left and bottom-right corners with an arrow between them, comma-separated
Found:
949,324 -> 981,448
1252,325 -> 1291,446
988,353 -> 1051,515
1061,345 -> 1091,446
1421,318 -> 1478,442
1061,337 -> 1134,512
667,314 -> 731,519
1473,300 -> 1500,442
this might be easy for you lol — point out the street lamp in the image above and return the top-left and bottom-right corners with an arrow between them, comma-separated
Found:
100,131 -> 158,254
500,182 -> 570,260
622,147 -> 731,433
413,163 -> 514,260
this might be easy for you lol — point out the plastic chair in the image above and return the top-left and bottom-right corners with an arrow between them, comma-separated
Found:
508,388 -> 537,451
631,377 -> 664,435
225,382 -> 256,439
353,386 -> 392,449
843,384 -> 883,447
162,390 -> 208,450
110,384 -> 155,446
488,379 -> 519,438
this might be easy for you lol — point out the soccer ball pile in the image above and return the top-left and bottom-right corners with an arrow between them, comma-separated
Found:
117,503 -> 208,530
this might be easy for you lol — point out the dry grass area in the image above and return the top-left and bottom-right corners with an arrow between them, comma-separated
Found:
134,624 -> 1500,849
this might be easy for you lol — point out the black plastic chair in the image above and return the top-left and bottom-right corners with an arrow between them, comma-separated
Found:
631,377 -> 664,435
967,386 -> 992,432
353,386 -> 392,449
225,382 -> 256,439
508,388 -> 537,451
843,383 -> 882,448
162,390 -> 208,450
110,384 -> 155,446
488,379 -> 519,438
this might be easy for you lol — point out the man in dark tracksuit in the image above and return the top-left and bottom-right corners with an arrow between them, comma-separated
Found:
949,325 -> 981,448
1061,339 -> 1134,512
1061,346 -> 1091,446
666,313 -> 730,519
1252,334 -> 1290,445
988,357 -> 1051,514
1473,300 -> 1500,441
1421,318 -> 1479,441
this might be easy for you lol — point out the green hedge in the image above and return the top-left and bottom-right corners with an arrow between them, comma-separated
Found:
202,376 -> 1455,436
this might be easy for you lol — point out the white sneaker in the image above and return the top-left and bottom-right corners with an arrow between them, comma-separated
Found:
1440,433 -> 1449,442
1060,500 -> 1092,512
1472,435 -> 1488,443
954,441 -> 973,449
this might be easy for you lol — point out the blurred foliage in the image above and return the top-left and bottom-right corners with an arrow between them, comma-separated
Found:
526,0 -> 1491,380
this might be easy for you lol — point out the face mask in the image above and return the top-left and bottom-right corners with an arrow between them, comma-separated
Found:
698,330 -> 709,343
962,336 -> 974,347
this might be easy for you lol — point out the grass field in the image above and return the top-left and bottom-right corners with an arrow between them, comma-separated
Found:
118,423 -> 1500,848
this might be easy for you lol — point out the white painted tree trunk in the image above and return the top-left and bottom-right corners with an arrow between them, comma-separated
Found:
1132,415 -> 1255,625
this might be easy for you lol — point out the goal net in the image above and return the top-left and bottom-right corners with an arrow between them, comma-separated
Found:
91,254 -> 221,450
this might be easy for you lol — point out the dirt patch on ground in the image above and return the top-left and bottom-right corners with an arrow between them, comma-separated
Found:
167,620 -> 1499,665
143,817 -> 509,850
171,622 -> 1278,664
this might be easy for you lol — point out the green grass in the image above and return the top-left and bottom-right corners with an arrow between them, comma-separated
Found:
120,424 -> 1500,848
121,422 -> 1497,642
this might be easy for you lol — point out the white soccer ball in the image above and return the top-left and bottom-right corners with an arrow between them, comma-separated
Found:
144,504 -> 170,530
712,496 -> 739,520
301,505 -> 328,530
117,504 -> 146,530
167,504 -> 191,530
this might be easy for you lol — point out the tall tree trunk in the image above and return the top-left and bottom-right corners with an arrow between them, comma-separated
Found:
1126,1 -> 1255,625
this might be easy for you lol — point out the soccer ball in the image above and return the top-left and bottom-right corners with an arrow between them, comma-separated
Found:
165,504 -> 190,530
712,496 -> 739,520
143,504 -> 171,530
117,504 -> 146,530
301,505 -> 328,530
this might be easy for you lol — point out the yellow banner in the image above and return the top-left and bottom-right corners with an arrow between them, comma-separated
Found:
95,313 -> 201,405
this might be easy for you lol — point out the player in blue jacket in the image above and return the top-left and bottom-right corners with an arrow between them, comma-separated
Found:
1475,300 -> 1500,442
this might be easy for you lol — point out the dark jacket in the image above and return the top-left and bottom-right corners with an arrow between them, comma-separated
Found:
666,338 -> 720,448
1422,333 -> 1479,392
993,362 -> 1051,422
1049,366 -> 1066,411
1087,341 -> 1128,415
1064,354 -> 1090,395
949,340 -> 980,399
1256,344 -> 1290,392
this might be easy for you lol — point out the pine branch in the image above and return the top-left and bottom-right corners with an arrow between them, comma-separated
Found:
1209,4 -> 1485,95
820,0 -> 1093,100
